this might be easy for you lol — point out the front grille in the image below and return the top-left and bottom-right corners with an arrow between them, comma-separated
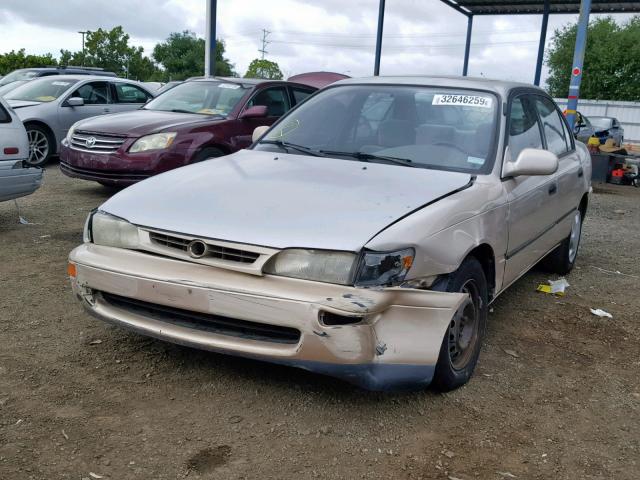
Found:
69,130 -> 127,154
101,292 -> 301,345
149,232 -> 260,264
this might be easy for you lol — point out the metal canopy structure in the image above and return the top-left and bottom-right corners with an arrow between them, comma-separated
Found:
440,0 -> 640,15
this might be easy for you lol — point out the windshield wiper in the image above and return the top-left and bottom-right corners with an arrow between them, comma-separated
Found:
259,139 -> 326,157
168,108 -> 198,114
318,150 -> 416,168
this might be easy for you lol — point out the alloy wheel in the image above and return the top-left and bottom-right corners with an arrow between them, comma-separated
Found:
27,129 -> 49,166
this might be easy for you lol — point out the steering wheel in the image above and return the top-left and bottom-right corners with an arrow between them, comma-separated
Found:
432,141 -> 468,154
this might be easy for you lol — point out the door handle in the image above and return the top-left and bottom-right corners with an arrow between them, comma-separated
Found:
548,183 -> 557,195
578,167 -> 584,178
103,108 -> 110,113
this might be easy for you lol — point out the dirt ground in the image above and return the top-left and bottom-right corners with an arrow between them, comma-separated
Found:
1,164 -> 639,480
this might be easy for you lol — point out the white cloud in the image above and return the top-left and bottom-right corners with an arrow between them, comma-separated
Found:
0,0 -> 634,86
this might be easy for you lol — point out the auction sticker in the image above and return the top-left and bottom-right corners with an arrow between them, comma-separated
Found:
432,94 -> 492,108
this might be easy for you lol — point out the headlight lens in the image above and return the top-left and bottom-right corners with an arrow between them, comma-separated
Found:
263,249 -> 356,285
89,211 -> 140,249
65,121 -> 81,144
354,249 -> 414,287
129,132 -> 177,153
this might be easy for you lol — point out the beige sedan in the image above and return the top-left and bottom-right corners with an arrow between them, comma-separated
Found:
68,76 -> 591,391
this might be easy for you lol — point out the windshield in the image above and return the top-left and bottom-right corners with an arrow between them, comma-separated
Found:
144,81 -> 248,116
255,84 -> 498,173
0,80 -> 28,96
0,69 -> 40,86
589,117 -> 613,130
5,78 -> 78,103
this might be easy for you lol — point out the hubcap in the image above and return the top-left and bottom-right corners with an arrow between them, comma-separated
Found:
568,211 -> 582,263
27,130 -> 49,165
448,279 -> 480,370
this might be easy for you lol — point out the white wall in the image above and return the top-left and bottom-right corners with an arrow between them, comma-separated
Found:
554,98 -> 640,142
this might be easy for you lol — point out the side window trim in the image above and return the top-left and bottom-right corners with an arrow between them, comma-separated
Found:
66,81 -> 112,105
505,92 -> 546,160
243,85 -> 290,117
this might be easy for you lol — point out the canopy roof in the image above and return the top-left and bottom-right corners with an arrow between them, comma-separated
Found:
440,0 -> 640,16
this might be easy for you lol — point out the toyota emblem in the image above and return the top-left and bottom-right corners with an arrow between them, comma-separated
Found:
85,137 -> 97,148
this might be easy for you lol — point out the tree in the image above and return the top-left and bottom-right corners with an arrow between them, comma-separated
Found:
244,59 -> 283,80
546,16 -> 640,100
0,49 -> 58,74
153,31 -> 235,80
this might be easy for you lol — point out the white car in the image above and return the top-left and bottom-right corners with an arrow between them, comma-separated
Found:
0,96 -> 42,202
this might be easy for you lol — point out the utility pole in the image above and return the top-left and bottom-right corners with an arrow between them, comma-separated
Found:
78,30 -> 89,66
259,29 -> 271,59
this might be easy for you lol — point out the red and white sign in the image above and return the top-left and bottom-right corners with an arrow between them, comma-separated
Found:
572,67 -> 581,76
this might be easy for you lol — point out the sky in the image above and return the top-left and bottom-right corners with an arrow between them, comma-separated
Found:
0,0 -> 633,87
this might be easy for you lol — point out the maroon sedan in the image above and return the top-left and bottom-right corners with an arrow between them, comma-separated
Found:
59,76 -> 337,186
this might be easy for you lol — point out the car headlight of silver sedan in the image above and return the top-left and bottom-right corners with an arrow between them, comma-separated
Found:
129,132 -> 177,153
263,248 -> 414,286
84,211 -> 140,249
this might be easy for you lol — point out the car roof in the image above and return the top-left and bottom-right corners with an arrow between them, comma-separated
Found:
191,77 -> 286,88
332,75 -> 546,97
28,74 -> 135,83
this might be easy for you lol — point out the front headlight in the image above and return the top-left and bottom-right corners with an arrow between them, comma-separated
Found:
129,132 -> 177,153
88,211 -> 140,249
263,249 -> 357,285
354,249 -> 414,287
65,121 -> 82,144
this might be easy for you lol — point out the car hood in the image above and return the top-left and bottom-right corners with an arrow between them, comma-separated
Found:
75,109 -> 224,136
100,149 -> 472,251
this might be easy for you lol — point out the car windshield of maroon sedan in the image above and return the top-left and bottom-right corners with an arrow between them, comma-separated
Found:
5,78 -> 79,103
143,80 -> 249,116
254,84 -> 499,174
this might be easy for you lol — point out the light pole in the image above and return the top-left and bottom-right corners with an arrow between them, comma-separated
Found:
78,31 -> 90,66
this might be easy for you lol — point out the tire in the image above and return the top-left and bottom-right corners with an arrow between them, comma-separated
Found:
540,209 -> 582,275
191,147 -> 225,163
26,125 -> 54,167
432,257 -> 488,391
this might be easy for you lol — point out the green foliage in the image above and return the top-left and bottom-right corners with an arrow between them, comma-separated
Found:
153,31 -> 235,81
546,16 -> 640,100
0,27 -> 238,83
244,59 -> 283,80
0,49 -> 58,74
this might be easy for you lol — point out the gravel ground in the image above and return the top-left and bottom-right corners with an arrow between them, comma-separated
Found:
1,164 -> 639,480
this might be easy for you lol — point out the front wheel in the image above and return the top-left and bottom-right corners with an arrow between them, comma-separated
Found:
432,257 -> 488,391
26,125 -> 53,167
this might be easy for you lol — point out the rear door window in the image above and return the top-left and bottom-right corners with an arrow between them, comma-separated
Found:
113,82 -> 151,104
290,87 -> 315,105
0,103 -> 11,123
533,96 -> 569,155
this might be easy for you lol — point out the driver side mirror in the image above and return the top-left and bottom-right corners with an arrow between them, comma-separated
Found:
252,125 -> 270,143
240,105 -> 268,119
66,97 -> 85,107
503,148 -> 558,178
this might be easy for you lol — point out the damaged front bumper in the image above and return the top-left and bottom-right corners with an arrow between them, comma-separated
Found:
68,244 -> 467,391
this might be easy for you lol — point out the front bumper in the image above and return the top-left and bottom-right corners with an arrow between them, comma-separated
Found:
59,143 -> 189,186
69,244 -> 466,391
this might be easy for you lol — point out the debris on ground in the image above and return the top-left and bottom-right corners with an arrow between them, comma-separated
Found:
537,278 -> 570,295
504,349 -> 519,358
89,339 -> 103,345
590,308 -> 613,318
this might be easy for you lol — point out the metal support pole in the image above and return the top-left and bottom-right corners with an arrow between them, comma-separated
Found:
374,0 -> 386,76
534,0 -> 550,86
566,0 -> 592,130
462,15 -> 473,76
205,0 -> 217,77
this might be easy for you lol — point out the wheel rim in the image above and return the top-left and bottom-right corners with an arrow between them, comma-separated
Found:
27,129 -> 49,165
568,211 -> 582,263
448,279 -> 480,370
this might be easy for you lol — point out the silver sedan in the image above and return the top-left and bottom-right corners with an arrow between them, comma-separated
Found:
68,76 -> 591,391
5,75 -> 154,166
